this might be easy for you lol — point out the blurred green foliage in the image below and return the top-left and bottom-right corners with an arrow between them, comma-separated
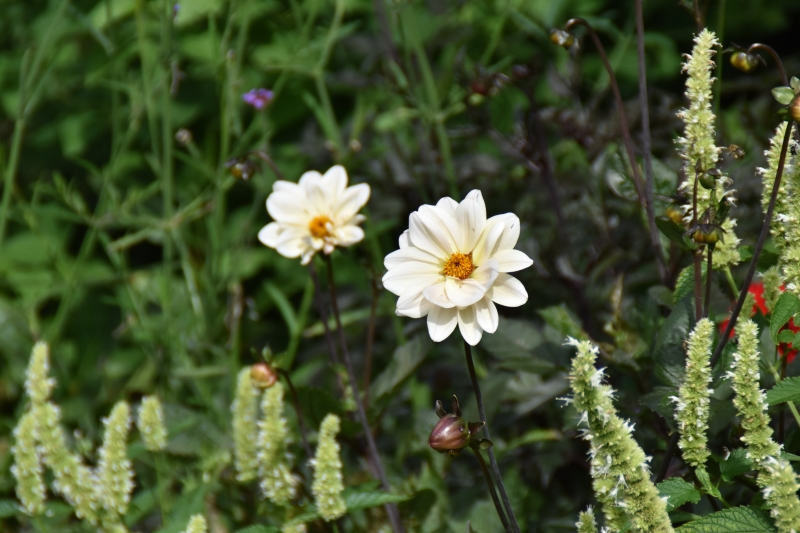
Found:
2,0 -> 800,531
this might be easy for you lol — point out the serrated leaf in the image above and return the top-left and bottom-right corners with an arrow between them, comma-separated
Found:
779,329 -> 796,343
695,467 -> 721,499
675,264 -> 707,304
719,448 -> 753,482
658,478 -> 701,511
766,376 -> 800,405
675,506 -> 776,533
770,293 -> 800,342
773,86 -> 795,105
284,485 -> 410,526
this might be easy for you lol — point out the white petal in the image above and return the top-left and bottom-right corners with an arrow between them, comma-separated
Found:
409,212 -> 452,258
457,305 -> 483,346
396,282 -> 434,318
267,191 -> 309,225
488,274 -> 528,307
445,277 -> 487,308
427,306 -> 458,342
423,281 -> 456,308
436,197 -> 459,216
384,247 -> 440,270
305,179 -> 329,216
323,165 -> 348,198
475,297 -> 499,334
472,219 -> 505,265
273,180 -> 302,194
258,222 -> 280,248
300,249 -> 316,265
333,225 -> 365,246
493,249 -> 533,273
399,230 -> 410,249
495,214 -> 521,251
455,191 -> 487,252
298,170 -> 323,189
275,231 -> 307,259
471,258 -> 499,288
334,183 -> 370,222
418,205 -> 460,253
382,261 -> 440,295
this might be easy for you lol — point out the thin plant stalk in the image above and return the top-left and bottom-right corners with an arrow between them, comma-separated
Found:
471,447 -> 511,533
323,256 -> 405,533
463,341 -> 521,533
308,261 -> 347,397
747,44 -> 789,85
363,272 -> 379,408
710,121 -> 794,367
281,371 -> 313,459
565,17 -> 668,285
633,0 -> 669,286
655,432 -> 680,483
704,248 -> 713,318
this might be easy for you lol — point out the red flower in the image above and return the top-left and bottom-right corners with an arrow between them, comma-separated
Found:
718,281 -> 798,363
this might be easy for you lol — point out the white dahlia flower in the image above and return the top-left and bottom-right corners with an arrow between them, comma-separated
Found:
383,190 -> 532,345
258,165 -> 370,264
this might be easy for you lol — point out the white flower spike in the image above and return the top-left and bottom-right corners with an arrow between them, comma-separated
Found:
258,165 -> 370,265
383,190 -> 532,345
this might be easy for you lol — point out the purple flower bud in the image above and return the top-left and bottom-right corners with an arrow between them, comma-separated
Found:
242,88 -> 274,110
429,413 -> 471,454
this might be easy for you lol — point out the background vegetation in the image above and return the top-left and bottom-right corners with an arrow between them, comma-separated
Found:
2,0 -> 800,531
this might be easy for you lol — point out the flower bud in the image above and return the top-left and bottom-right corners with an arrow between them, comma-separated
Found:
225,158 -> 258,181
790,94 -> 800,123
690,224 -> 723,246
250,362 -> 278,389
175,128 -> 193,146
730,51 -> 759,73
428,396 -> 485,456
549,29 -> 575,49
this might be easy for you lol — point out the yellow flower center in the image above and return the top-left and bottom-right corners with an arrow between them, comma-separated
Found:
309,215 -> 332,239
443,252 -> 475,280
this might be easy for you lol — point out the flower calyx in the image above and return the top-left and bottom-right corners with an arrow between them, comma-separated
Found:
225,156 -> 259,181
549,29 -> 576,50
428,395 -> 489,456
725,45 -> 765,74
684,207 -> 727,249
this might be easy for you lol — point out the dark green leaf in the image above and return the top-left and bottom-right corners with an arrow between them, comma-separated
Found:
481,318 -> 544,360
370,335 -> 432,402
235,526 -> 279,533
719,448 -> 753,482
778,329 -> 796,343
782,452 -> 800,462
653,294 -> 693,387
675,264 -> 706,304
658,478 -> 701,511
766,376 -> 800,405
656,216 -> 696,249
537,304 -> 586,340
284,484 -> 410,525
770,293 -> 800,342
640,386 -> 678,429
0,500 -> 19,518
695,467 -> 721,498
675,506 -> 776,533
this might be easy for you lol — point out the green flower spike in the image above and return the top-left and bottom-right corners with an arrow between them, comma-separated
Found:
729,320 -> 800,533
232,367 -> 260,482
96,402 -> 134,518
311,414 -> 347,521
568,338 -> 673,533
677,29 -> 740,270
763,267 -> 784,313
181,514 -> 208,533
137,396 -> 167,452
576,506 -> 598,533
25,341 -> 55,407
11,411 -> 46,515
257,382 -> 298,505
672,318 -> 714,469
759,122 -> 792,251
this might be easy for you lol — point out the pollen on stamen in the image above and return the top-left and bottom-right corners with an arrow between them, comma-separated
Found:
309,215 -> 332,239
442,252 -> 476,280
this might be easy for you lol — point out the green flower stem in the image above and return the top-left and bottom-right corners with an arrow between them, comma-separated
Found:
464,341 -> 521,533
323,256 -> 405,533
711,121 -> 794,366
470,447 -> 510,533
280,371 -> 313,459
724,267 -> 740,299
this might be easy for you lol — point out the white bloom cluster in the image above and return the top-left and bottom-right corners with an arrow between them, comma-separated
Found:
181,514 -> 208,533
232,368 -> 260,482
137,396 -> 167,452
96,402 -> 134,517
311,414 -> 346,521
11,411 -> 45,515
257,382 -> 298,504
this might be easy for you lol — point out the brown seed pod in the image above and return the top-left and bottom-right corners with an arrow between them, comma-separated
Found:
250,362 -> 278,389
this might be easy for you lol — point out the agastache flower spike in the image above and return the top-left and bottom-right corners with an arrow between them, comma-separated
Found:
25,341 -> 55,406
11,411 -> 45,515
677,29 -> 740,270
257,382 -> 298,504
181,515 -> 208,533
232,368 -> 260,482
96,401 -> 134,518
137,396 -> 167,452
674,318 -> 714,468
576,506 -> 598,533
759,122 -> 792,251
310,414 -> 346,521
730,320 -> 800,533
568,338 -> 673,533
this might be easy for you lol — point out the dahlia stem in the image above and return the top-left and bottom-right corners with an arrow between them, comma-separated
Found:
323,256 -> 405,533
704,248 -> 713,318
747,44 -> 788,85
280,370 -> 313,459
710,121 -> 794,367
463,340 -> 521,533
471,447 -> 511,533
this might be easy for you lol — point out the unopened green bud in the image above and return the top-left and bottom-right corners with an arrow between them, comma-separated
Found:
232,368 -> 259,482
25,341 -> 55,406
12,410 -> 46,515
311,414 -> 346,521
137,396 -> 167,452
730,51 -> 760,73
257,382 -> 298,504
549,29 -> 575,49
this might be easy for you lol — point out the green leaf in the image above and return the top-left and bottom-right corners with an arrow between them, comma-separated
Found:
656,216 -> 696,250
778,329 -> 796,343
675,506 -> 776,533
653,294 -> 693,387
782,452 -> 800,462
792,77 -> 800,92
657,478 -> 701,512
235,526 -> 279,533
0,500 -> 19,518
719,448 -> 753,482
284,484 -> 410,526
770,292 -> 800,343
738,246 -> 779,270
675,263 -> 707,304
766,376 -> 800,405
695,467 -> 721,499
369,335 -> 432,402
537,304 -> 586,340
773,86 -> 795,105
640,386 -> 678,429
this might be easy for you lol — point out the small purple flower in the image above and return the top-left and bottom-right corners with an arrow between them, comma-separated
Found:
242,88 -> 274,110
